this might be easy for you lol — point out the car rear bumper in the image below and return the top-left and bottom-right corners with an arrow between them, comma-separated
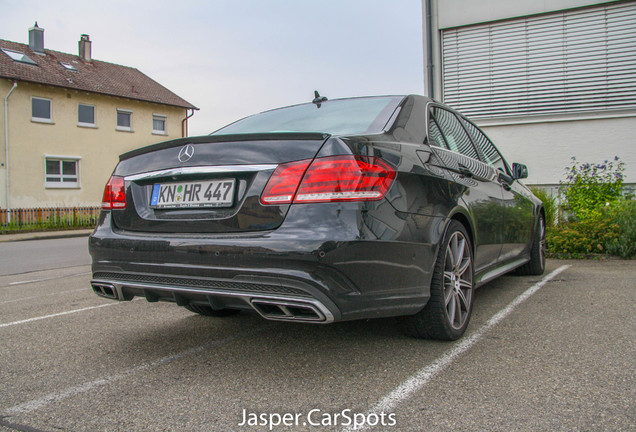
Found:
89,205 -> 442,322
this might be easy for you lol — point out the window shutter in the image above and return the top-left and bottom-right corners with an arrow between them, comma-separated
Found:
441,2 -> 636,118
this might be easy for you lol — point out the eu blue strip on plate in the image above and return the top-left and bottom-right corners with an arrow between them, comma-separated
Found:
150,184 -> 160,206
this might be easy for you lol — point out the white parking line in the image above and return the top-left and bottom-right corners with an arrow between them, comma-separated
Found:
0,288 -> 91,305
3,326 -> 271,416
4,272 -> 91,288
0,303 -> 116,328
342,264 -> 571,432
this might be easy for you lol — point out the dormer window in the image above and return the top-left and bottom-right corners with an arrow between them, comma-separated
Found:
1,48 -> 37,65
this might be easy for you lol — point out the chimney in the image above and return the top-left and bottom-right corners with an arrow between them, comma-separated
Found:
79,34 -> 92,62
29,22 -> 45,54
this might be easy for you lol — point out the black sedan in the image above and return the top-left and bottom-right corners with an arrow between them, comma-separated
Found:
89,94 -> 545,340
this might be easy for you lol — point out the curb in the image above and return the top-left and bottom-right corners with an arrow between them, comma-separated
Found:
0,229 -> 94,243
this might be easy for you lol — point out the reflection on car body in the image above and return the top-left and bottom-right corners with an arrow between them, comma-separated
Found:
89,94 -> 545,340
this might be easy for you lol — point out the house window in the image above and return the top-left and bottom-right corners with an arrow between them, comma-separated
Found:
32,97 -> 52,123
152,114 -> 167,135
78,104 -> 95,127
116,109 -> 133,131
45,157 -> 80,188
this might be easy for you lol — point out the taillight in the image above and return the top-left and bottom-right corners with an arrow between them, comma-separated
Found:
260,156 -> 395,205
260,159 -> 312,204
101,176 -> 127,210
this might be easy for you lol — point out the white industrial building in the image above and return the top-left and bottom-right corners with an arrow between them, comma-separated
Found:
422,0 -> 636,191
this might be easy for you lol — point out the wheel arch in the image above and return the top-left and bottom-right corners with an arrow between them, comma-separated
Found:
447,210 -> 475,255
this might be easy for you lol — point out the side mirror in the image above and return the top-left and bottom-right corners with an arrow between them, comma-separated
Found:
512,163 -> 528,180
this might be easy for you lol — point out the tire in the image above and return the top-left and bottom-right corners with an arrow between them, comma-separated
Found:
184,304 -> 240,317
400,220 -> 474,341
515,215 -> 546,276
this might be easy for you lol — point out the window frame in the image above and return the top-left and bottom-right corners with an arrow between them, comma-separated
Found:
152,113 -> 167,135
77,103 -> 96,128
116,108 -> 133,132
31,97 -> 53,123
44,155 -> 81,189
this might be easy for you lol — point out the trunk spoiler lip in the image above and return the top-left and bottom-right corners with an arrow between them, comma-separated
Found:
119,132 -> 332,161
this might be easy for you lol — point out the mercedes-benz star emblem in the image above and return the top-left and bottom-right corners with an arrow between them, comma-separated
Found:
178,144 -> 195,163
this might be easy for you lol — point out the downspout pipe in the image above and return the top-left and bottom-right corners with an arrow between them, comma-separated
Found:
181,108 -> 195,137
4,81 -> 17,218
424,0 -> 434,99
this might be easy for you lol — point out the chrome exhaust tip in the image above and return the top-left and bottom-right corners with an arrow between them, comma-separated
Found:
250,299 -> 326,322
91,282 -> 119,300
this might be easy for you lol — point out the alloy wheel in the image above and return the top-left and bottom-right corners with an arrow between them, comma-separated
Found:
443,231 -> 473,330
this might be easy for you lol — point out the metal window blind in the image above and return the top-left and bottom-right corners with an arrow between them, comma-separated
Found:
441,2 -> 636,118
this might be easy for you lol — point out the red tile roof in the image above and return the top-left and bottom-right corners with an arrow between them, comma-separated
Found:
0,38 -> 197,110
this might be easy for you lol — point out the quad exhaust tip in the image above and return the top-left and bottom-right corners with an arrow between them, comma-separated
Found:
92,282 -> 118,300
250,299 -> 326,322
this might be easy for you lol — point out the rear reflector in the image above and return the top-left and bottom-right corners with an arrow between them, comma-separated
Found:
260,156 -> 395,205
102,176 -> 127,210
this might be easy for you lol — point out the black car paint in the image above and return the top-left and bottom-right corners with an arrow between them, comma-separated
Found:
89,95 -> 542,323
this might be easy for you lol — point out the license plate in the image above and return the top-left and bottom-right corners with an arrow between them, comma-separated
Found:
150,179 -> 235,209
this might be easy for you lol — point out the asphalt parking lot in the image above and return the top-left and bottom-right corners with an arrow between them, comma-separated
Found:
0,239 -> 634,431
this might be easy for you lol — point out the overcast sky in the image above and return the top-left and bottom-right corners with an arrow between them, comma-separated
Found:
1,0 -> 424,136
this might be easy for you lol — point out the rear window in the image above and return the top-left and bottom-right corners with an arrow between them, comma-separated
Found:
212,96 -> 403,136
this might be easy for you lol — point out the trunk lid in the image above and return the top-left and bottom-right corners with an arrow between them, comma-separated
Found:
110,133 -> 329,234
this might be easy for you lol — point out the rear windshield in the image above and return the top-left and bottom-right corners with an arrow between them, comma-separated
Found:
212,96 -> 404,136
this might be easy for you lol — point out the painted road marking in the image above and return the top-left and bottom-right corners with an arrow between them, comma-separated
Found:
342,265 -> 571,432
0,303 -> 116,328
4,272 -> 91,287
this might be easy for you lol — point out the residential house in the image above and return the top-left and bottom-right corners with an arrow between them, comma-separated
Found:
1,23 -> 197,210
422,0 -> 636,192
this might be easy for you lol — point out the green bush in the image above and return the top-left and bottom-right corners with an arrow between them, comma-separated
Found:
605,200 -> 636,258
546,156 -> 635,258
559,156 -> 625,222
530,187 -> 557,227
547,214 -> 620,255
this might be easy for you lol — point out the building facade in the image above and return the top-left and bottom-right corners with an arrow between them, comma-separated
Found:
423,0 -> 636,190
1,25 -> 197,209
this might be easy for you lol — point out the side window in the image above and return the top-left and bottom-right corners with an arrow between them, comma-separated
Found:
460,118 -> 508,173
428,118 -> 447,148
431,107 -> 479,160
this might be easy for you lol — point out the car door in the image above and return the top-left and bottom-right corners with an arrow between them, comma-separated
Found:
459,117 -> 534,262
427,106 -> 504,273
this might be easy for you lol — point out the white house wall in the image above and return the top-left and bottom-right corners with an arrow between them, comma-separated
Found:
480,116 -> 636,186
